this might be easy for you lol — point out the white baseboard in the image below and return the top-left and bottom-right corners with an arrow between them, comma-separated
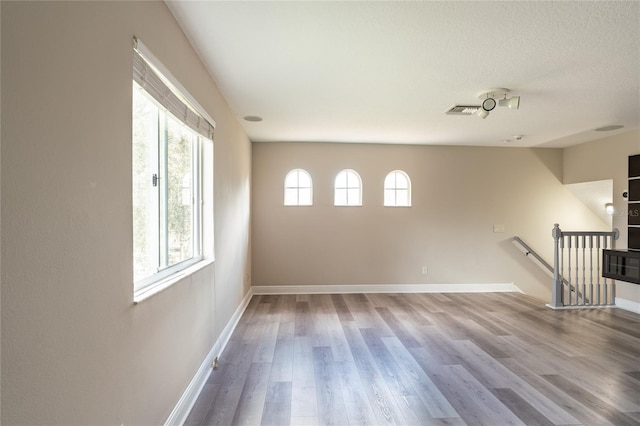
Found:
211,288 -> 255,359
615,297 -> 640,314
252,283 -> 522,295
545,303 -> 616,310
165,287 -> 255,426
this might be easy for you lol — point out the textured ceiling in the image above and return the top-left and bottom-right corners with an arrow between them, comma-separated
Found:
166,1 -> 640,147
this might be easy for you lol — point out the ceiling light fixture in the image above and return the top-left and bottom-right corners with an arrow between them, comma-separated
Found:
447,88 -> 521,119
476,108 -> 490,119
243,115 -> 263,122
475,96 -> 495,119
475,88 -> 521,119
499,96 -> 520,109
482,97 -> 497,112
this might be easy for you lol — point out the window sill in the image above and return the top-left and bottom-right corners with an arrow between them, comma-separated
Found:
133,259 -> 214,304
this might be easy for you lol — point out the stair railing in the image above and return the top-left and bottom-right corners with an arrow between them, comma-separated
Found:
512,236 -> 567,284
550,224 -> 619,309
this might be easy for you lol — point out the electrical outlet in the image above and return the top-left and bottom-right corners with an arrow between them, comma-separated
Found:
421,266 -> 428,275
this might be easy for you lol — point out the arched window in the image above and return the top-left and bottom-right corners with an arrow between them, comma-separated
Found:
284,169 -> 312,206
334,169 -> 362,206
384,170 -> 411,207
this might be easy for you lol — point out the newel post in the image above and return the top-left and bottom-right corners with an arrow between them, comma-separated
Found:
550,223 -> 563,308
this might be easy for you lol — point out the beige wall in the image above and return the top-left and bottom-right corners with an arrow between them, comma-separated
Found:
564,129 -> 640,303
1,1 -> 251,425
252,142 -> 608,301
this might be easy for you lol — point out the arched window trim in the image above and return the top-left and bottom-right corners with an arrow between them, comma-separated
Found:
334,169 -> 363,206
384,170 -> 412,207
284,168 -> 313,206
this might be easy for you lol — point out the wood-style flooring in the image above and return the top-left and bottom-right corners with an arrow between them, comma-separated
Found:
185,292 -> 640,425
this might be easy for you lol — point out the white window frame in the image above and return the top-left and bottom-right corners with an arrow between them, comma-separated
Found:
384,170 -> 412,207
284,169 -> 313,206
334,169 -> 363,206
132,89 -> 204,287
132,37 -> 215,302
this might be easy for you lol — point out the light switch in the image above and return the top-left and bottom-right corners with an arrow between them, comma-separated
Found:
493,224 -> 505,233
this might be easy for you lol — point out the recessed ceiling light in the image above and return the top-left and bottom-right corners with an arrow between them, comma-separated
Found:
243,115 -> 263,122
595,125 -> 624,132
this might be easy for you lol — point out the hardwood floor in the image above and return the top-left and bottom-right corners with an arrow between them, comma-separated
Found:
185,292 -> 640,425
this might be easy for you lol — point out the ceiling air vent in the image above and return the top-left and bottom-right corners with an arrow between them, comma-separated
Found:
445,105 -> 480,115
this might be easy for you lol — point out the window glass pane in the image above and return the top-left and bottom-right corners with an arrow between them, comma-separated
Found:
284,171 -> 298,188
384,189 -> 396,206
298,188 -> 312,205
384,174 -> 395,189
395,173 -> 408,189
132,88 -> 160,282
284,188 -> 298,205
396,189 -> 409,206
347,188 -> 361,205
164,114 -> 194,268
298,171 -> 311,188
345,171 -> 358,188
335,171 -> 347,188
335,188 -> 347,205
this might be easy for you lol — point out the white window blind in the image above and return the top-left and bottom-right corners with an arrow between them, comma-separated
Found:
132,37 -> 215,140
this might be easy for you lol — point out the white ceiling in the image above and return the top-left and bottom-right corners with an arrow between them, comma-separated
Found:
166,1 -> 640,148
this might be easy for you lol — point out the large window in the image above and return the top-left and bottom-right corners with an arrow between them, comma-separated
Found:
334,169 -> 362,206
132,38 -> 214,296
284,169 -> 313,206
384,170 -> 411,207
